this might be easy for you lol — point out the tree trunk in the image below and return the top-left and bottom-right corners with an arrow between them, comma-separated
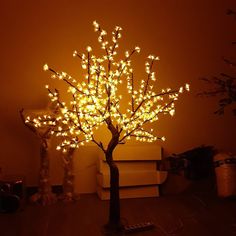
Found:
30,139 -> 56,205
103,117 -> 123,232
60,148 -> 79,201
105,150 -> 123,232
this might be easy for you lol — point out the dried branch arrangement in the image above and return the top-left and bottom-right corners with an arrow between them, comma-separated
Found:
198,10 -> 236,115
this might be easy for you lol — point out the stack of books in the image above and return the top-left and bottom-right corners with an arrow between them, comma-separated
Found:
96,145 -> 167,200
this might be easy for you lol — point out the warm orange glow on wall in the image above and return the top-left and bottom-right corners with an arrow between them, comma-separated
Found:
1,0 -> 236,189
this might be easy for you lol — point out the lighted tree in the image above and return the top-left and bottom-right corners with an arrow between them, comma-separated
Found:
19,105 -> 58,205
60,147 -> 79,201
26,21 -> 189,232
20,102 -> 78,203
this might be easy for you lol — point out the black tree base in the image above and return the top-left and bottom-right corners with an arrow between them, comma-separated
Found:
103,221 -> 124,235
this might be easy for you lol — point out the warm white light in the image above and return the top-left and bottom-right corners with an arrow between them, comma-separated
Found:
161,136 -> 166,141
135,46 -> 140,53
43,64 -> 49,71
169,109 -> 175,116
25,21 -> 189,152
86,46 -> 92,52
185,83 -> 190,91
73,50 -> 77,57
93,21 -> 99,31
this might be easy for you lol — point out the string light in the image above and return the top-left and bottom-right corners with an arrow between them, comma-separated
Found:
25,21 -> 189,152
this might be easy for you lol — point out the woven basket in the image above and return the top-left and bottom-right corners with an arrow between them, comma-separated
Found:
214,153 -> 236,197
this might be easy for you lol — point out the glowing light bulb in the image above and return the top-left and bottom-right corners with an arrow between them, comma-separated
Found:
43,64 -> 49,71
185,83 -> 190,91
87,46 -> 92,52
93,21 -> 99,31
135,46 -> 140,53
73,50 -> 77,57
179,87 -> 183,93
169,109 -> 175,116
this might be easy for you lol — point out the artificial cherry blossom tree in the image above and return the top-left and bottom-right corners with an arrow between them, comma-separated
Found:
59,147 -> 79,201
20,102 -> 78,203
26,21 -> 189,232
20,105 -> 58,205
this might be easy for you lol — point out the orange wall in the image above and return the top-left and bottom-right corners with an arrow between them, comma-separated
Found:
1,0 -> 236,189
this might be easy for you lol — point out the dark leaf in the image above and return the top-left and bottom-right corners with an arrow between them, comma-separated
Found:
219,98 -> 232,105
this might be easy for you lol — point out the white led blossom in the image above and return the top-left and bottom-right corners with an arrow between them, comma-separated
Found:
24,21 -> 190,152
35,22 -> 189,150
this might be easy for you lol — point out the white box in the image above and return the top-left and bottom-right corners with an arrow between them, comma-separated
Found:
97,159 -> 157,174
97,185 -> 159,200
97,170 -> 164,188
98,145 -> 162,161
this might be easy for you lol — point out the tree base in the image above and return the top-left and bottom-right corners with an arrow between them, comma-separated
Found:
103,221 -> 124,235
30,192 -> 57,205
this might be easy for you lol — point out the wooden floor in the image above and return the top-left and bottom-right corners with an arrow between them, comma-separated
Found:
1,181 -> 236,236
